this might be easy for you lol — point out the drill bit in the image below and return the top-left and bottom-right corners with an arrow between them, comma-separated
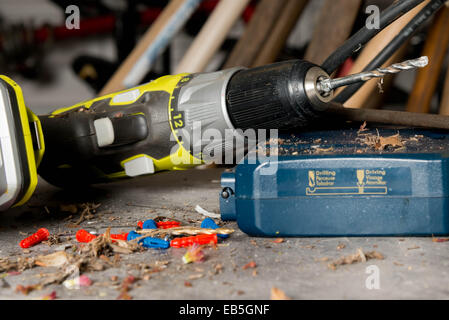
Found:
317,56 -> 429,96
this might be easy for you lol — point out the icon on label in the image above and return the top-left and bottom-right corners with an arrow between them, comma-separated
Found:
308,171 -> 315,188
357,169 -> 365,194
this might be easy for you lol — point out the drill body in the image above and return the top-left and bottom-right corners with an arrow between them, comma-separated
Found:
38,59 -> 331,187
0,59 -> 332,208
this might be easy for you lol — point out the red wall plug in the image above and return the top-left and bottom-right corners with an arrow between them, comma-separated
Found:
19,228 -> 50,248
170,234 -> 217,248
76,229 -> 129,243
157,221 -> 181,229
76,229 -> 97,243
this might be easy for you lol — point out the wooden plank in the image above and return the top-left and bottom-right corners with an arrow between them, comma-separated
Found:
100,0 -> 198,95
175,0 -> 251,73
407,6 -> 449,113
305,0 -> 362,65
252,0 -> 309,67
223,0 -> 288,68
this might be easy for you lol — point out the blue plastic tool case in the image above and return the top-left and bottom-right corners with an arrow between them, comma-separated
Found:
220,127 -> 449,237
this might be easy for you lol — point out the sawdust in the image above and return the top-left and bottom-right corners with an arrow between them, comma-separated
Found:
328,248 -> 384,270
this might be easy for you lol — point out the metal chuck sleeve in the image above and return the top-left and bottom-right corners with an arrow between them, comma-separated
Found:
225,60 -> 331,130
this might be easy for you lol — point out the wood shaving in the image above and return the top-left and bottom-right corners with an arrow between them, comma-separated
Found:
16,284 -> 42,295
315,257 -> 329,262
117,275 -> 137,300
135,226 -> 234,239
432,237 -> 449,243
242,261 -> 257,270
35,252 -> 70,268
328,248 -> 384,270
67,203 -> 101,228
188,273 -> 204,280
358,133 -> 404,151
270,287 -> 291,300
213,264 -> 223,275
0,256 -> 35,273
194,205 -> 220,219
42,235 -> 62,246
358,121 -> 368,133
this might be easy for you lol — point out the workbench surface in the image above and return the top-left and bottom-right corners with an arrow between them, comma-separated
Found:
1,168 -> 448,300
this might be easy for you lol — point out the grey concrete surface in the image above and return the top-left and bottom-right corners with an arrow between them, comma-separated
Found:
1,167 -> 449,300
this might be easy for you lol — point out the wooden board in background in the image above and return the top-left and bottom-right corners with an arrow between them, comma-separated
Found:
223,0 -> 288,68
100,0 -> 196,95
407,6 -> 449,113
252,0 -> 309,67
174,0 -> 251,73
304,0 -> 362,65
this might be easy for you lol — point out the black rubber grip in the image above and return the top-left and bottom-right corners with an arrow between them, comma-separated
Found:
225,60 -> 320,130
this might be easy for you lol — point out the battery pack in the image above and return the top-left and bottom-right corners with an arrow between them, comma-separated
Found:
220,127 -> 449,237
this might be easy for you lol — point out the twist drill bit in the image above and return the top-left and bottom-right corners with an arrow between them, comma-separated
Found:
317,56 -> 429,96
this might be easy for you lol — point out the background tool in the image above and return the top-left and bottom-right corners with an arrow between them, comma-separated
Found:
220,127 -> 449,237
338,0 -> 429,109
0,54 -> 441,212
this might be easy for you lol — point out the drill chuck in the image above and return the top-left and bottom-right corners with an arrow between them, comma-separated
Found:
225,60 -> 333,130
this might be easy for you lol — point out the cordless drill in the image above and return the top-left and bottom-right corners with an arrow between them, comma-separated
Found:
0,59 -> 348,211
